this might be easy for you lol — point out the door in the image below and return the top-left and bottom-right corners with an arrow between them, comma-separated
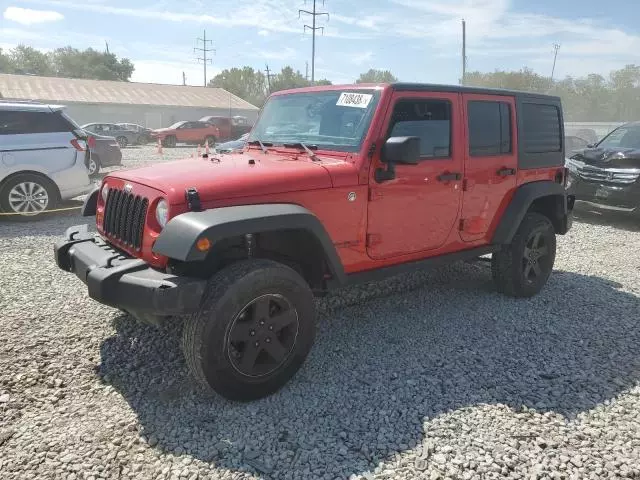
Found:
460,94 -> 518,242
366,92 -> 464,259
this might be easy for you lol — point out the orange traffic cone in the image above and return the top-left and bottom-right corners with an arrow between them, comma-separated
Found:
205,141 -> 210,156
157,137 -> 163,155
197,144 -> 202,158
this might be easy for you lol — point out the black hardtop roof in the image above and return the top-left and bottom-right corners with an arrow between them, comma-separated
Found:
390,82 -> 562,102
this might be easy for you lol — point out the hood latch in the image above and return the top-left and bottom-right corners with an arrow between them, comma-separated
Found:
185,187 -> 202,212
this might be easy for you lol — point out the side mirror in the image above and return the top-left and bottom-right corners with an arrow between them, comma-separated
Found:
586,143 -> 595,148
382,136 -> 420,165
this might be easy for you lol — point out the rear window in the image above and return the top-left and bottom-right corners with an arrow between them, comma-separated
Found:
0,110 -> 74,135
521,103 -> 562,153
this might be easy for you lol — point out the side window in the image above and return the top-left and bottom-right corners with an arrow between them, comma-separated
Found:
521,103 -> 561,153
468,101 -> 512,156
387,99 -> 451,158
0,111 -> 72,135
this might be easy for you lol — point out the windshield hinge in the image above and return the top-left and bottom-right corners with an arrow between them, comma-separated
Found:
368,142 -> 376,158
185,187 -> 202,212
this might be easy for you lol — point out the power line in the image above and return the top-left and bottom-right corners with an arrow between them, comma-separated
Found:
299,0 -> 329,84
194,30 -> 215,87
461,19 -> 467,85
264,64 -> 276,93
550,43 -> 561,84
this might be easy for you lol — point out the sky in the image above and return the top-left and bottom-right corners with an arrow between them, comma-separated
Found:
1,0 -> 640,87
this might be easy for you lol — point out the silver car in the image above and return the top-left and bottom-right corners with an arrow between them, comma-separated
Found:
0,102 -> 93,219
81,123 -> 140,148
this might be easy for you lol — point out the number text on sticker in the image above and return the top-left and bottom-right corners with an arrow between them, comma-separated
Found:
336,92 -> 373,109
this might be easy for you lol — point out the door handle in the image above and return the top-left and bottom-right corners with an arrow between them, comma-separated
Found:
496,167 -> 516,177
437,172 -> 462,182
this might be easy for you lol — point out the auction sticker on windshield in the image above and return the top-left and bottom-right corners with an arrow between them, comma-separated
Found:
336,92 -> 373,108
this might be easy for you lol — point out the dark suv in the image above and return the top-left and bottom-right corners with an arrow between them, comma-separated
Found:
566,121 -> 640,216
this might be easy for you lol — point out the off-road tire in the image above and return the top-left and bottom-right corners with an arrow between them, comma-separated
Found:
491,212 -> 556,298
163,135 -> 177,148
116,136 -> 128,148
182,259 -> 316,401
0,173 -> 59,221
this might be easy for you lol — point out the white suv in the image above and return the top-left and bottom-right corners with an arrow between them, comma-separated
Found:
0,102 -> 94,219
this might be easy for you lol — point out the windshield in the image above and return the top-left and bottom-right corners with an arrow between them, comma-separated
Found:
597,124 -> 640,149
248,89 -> 381,152
168,121 -> 186,129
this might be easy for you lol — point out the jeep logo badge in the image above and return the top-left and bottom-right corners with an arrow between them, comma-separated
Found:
347,192 -> 356,202
124,184 -> 133,193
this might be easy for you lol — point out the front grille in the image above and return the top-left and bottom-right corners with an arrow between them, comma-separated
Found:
576,165 -> 640,185
102,188 -> 149,250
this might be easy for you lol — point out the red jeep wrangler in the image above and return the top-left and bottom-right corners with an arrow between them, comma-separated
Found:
55,83 -> 574,401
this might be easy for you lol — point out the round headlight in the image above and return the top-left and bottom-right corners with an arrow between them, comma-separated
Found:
101,183 -> 109,202
155,199 -> 168,228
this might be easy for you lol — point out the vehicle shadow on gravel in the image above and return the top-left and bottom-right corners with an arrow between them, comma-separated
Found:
97,263 -> 640,479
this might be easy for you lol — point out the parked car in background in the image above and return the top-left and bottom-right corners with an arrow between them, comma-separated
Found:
83,130 -> 123,176
566,121 -> 640,216
151,120 -> 221,147
82,123 -> 140,148
214,132 -> 249,154
199,115 -> 252,141
117,123 -> 153,144
0,101 -> 93,219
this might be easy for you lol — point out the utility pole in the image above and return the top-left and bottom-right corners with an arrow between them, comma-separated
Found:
461,19 -> 466,85
182,71 -> 186,86
105,41 -> 110,54
264,64 -> 275,93
550,43 -> 561,85
305,61 -> 309,82
194,30 -> 214,87
299,0 -> 329,84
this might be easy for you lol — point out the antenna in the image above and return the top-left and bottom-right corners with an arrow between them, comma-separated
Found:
299,0 -> 329,84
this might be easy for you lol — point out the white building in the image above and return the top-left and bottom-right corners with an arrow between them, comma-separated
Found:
0,73 -> 259,128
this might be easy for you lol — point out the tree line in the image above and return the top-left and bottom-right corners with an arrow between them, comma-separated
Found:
464,65 -> 640,122
5,42 -> 636,122
0,45 -> 134,82
208,67 -> 398,107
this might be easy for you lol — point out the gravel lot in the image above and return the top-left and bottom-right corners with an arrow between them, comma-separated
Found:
1,146 -> 640,479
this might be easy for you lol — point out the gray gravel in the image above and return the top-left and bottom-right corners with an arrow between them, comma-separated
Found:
1,151 -> 640,480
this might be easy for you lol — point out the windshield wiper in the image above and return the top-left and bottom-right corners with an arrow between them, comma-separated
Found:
247,139 -> 271,154
283,142 -> 320,161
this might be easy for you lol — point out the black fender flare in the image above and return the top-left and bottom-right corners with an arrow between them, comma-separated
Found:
492,181 -> 570,244
152,203 -> 346,283
81,185 -> 99,216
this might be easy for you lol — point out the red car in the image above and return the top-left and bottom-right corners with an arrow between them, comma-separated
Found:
151,120 -> 221,147
55,82 -> 574,401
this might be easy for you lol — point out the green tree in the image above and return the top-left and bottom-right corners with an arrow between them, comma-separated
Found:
50,47 -> 134,81
355,69 -> 398,84
209,66 -> 267,107
270,66 -> 311,92
0,48 -> 15,73
462,65 -> 640,122
9,45 -> 53,76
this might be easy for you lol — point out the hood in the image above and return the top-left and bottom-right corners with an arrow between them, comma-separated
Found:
570,147 -> 640,169
152,127 -> 171,133
107,150 -> 333,205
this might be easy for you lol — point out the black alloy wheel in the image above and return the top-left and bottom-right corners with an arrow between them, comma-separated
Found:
227,294 -> 299,377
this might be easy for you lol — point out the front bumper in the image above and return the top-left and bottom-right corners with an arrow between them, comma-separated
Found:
54,225 -> 206,316
567,172 -> 640,213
